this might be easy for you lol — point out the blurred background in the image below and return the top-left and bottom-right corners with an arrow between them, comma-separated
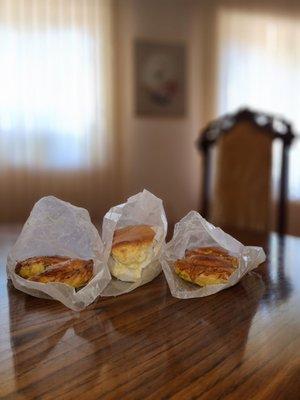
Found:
0,0 -> 299,235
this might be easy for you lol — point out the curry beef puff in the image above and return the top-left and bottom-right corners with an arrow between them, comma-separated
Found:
15,256 -> 93,289
174,246 -> 238,286
109,225 -> 156,282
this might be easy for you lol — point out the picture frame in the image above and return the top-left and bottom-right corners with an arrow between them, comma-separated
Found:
135,40 -> 186,117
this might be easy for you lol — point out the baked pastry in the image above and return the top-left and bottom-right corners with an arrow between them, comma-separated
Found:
185,247 -> 238,268
186,246 -> 229,258
15,256 -> 93,289
15,256 -> 69,279
174,246 -> 238,286
109,225 -> 155,282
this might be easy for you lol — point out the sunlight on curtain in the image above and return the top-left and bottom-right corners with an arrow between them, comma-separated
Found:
216,7 -> 300,201
0,0 -> 115,221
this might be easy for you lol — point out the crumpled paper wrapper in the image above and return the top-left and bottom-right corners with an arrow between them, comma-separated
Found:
101,190 -> 168,296
7,196 -> 111,310
161,211 -> 266,298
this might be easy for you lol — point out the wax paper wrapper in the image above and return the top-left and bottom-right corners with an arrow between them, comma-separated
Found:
7,196 -> 110,310
161,211 -> 266,298
101,190 -> 167,296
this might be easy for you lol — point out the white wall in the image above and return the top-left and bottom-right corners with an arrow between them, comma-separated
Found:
115,0 -> 203,224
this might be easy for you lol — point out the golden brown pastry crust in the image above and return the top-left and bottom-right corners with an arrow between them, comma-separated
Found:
185,246 -> 228,257
174,246 -> 238,286
110,225 -> 155,282
28,259 -> 93,288
185,247 -> 238,268
15,256 -> 93,288
15,256 -> 69,279
112,225 -> 155,250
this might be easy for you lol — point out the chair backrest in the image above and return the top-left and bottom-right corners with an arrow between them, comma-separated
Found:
198,108 -> 294,233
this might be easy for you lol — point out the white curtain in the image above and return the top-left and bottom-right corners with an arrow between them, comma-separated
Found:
215,5 -> 300,203
0,0 -> 116,221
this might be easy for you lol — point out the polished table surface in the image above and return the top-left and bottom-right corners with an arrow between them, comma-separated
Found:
0,226 -> 300,400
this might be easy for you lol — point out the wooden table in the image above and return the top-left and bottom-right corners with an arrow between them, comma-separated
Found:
0,226 -> 299,400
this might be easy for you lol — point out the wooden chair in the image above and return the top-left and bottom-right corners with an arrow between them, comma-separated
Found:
197,108 -> 295,234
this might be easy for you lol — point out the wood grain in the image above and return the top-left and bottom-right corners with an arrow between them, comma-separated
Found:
0,226 -> 300,399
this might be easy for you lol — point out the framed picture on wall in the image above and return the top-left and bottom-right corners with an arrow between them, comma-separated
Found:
135,40 -> 186,117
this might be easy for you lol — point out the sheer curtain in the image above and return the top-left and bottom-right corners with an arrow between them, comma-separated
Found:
215,5 -> 300,201
0,0 -> 116,221
212,2 -> 300,234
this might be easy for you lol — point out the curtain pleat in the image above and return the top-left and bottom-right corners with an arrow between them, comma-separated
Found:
0,0 -> 116,222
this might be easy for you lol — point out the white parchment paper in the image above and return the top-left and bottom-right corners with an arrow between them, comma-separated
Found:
101,190 -> 168,296
7,196 -> 111,310
161,211 -> 266,298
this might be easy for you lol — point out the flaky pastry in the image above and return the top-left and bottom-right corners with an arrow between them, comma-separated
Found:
109,225 -> 156,282
174,246 -> 238,286
15,256 -> 93,289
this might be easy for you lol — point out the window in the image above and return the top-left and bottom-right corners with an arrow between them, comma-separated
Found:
0,0 -> 111,171
216,7 -> 300,200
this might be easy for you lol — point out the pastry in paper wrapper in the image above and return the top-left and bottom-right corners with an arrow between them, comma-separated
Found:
101,190 -> 167,296
7,196 -> 110,310
160,211 -> 266,298
16,256 -> 93,288
110,225 -> 156,282
174,247 -> 238,286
